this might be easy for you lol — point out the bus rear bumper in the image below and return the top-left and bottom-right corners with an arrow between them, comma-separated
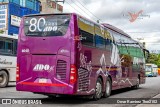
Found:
16,82 -> 75,95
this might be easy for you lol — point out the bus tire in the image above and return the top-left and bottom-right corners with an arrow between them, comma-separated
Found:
93,78 -> 103,100
103,78 -> 112,98
0,70 -> 9,88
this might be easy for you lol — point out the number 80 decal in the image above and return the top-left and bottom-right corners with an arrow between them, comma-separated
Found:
29,18 -> 58,32
29,18 -> 46,32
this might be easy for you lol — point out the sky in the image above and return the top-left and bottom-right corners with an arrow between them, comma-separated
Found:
60,0 -> 160,53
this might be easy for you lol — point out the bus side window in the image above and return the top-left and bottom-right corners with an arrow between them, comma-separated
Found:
5,39 -> 13,54
80,29 -> 94,47
13,40 -> 18,55
95,35 -> 105,49
0,39 -> 15,55
0,39 -> 5,53
106,38 -> 111,51
8,41 -> 13,53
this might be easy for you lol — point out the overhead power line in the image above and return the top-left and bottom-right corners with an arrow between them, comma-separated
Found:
127,31 -> 160,33
65,0 -> 84,16
145,43 -> 160,44
65,0 -> 101,23
69,0 -> 98,22
65,0 -> 92,21
70,0 -> 92,18
75,0 -> 102,22
132,37 -> 160,39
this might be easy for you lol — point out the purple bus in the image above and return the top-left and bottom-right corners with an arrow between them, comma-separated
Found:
16,13 -> 149,100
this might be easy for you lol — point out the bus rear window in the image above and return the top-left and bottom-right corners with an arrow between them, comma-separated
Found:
24,15 -> 70,37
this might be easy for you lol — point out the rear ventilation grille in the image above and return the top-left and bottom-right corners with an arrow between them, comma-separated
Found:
78,68 -> 89,91
56,60 -> 67,81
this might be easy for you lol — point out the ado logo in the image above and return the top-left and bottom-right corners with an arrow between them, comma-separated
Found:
22,49 -> 30,53
33,64 -> 54,72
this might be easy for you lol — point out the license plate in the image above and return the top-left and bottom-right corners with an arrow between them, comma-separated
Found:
39,78 -> 47,83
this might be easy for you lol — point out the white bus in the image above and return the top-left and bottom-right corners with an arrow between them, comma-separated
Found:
0,34 -> 18,87
145,64 -> 158,77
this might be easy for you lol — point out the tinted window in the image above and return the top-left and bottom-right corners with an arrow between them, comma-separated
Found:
95,35 -> 105,49
24,15 -> 70,37
6,40 -> 13,54
0,39 -> 13,54
106,38 -> 112,50
0,40 -> 5,52
80,29 -> 94,46
13,40 -> 17,55
0,38 -> 17,55
113,32 -> 121,43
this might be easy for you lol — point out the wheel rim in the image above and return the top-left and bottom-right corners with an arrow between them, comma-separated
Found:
106,80 -> 110,95
96,82 -> 102,98
0,74 -> 6,85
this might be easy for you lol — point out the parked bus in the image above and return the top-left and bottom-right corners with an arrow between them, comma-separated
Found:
0,34 -> 18,87
16,13 -> 149,100
145,64 -> 158,77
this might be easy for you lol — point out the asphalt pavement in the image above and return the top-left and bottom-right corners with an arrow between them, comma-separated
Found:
0,76 -> 160,107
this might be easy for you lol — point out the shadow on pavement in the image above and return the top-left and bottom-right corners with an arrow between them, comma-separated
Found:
36,87 -> 144,104
111,87 -> 143,96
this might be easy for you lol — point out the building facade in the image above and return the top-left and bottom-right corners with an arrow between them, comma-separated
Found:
40,0 -> 63,13
0,0 -> 41,35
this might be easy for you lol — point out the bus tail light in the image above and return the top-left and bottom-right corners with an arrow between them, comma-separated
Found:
70,65 -> 77,84
16,64 -> 20,81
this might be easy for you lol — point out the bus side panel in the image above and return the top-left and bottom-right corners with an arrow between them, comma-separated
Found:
0,55 -> 17,82
8,68 -> 16,81
76,46 -> 114,95
76,44 -> 127,94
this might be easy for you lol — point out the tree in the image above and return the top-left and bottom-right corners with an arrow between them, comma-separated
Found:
157,54 -> 160,67
0,30 -> 4,34
147,53 -> 160,67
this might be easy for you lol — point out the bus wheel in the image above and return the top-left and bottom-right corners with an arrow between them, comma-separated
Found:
103,78 -> 112,98
93,78 -> 102,100
0,71 -> 9,88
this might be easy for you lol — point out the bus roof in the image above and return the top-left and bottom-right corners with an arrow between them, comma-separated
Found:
102,23 -> 131,38
102,23 -> 146,48
24,13 -> 72,17
146,64 -> 158,67
23,13 -> 102,26
0,34 -> 18,39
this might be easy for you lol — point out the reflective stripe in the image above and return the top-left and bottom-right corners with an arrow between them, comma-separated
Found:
20,82 -> 67,87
